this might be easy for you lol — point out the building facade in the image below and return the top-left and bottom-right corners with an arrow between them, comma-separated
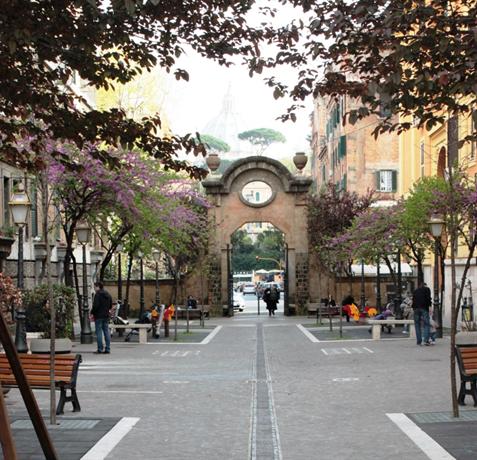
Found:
399,109 -> 477,326
311,95 -> 400,204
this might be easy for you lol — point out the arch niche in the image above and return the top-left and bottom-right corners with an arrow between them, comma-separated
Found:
202,156 -> 312,315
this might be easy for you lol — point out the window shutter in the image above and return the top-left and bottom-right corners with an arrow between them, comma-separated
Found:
376,171 -> 381,191
392,170 -> 398,192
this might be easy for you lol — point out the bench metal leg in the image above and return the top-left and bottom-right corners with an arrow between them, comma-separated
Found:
139,329 -> 147,344
409,324 -> 416,339
71,389 -> 81,412
471,381 -> 477,407
372,325 -> 381,340
56,388 -> 66,415
458,380 -> 467,406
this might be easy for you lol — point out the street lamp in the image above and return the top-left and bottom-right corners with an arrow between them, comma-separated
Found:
116,243 -> 123,303
137,250 -> 145,319
9,182 -> 31,353
153,250 -> 161,305
76,222 -> 93,344
376,255 -> 382,312
429,215 -> 445,338
360,259 -> 366,309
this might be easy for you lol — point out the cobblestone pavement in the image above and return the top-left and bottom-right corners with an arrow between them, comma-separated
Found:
4,314 -> 473,459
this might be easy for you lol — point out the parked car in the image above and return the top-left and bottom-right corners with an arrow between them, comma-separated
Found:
242,283 -> 256,295
233,292 -> 246,312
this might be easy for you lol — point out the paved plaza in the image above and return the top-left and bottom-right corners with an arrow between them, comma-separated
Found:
3,313 -> 475,459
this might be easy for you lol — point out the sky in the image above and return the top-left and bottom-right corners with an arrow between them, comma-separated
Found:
162,4 -> 313,160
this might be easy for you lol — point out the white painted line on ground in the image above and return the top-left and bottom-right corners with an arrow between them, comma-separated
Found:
387,413 -> 455,460
80,417 -> 140,460
343,348 -> 352,354
296,324 -> 320,342
78,390 -> 163,395
362,347 -> 374,354
200,325 -> 223,344
332,377 -> 359,382
321,349 -> 329,355
226,324 -> 257,327
162,380 -> 190,384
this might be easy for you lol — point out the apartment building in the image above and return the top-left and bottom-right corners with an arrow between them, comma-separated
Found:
311,95 -> 400,204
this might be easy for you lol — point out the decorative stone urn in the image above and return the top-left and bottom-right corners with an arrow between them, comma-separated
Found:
293,152 -> 308,173
0,236 -> 15,259
30,338 -> 73,354
206,153 -> 221,173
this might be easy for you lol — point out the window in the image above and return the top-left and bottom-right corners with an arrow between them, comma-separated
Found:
377,170 -> 397,192
321,165 -> 326,184
338,135 -> 346,159
3,176 -> 10,226
420,141 -> 425,177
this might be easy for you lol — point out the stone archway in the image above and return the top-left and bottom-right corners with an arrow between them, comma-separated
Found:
202,156 -> 312,315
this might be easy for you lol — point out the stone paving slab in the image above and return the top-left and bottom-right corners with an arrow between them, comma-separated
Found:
0,417 -> 119,460
306,324 -> 412,341
409,411 -> 477,460
107,329 -> 213,343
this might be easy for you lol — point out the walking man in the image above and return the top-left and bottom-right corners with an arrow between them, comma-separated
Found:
412,281 -> 432,346
91,281 -> 112,354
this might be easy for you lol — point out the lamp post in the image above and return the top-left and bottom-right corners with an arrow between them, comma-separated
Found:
138,250 -> 145,319
76,222 -> 93,344
360,259 -> 366,309
153,249 -> 161,305
9,182 -> 31,353
396,249 -> 403,318
429,215 -> 445,338
376,255 -> 382,312
117,243 -> 123,305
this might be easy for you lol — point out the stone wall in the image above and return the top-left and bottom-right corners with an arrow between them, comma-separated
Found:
295,253 -> 309,312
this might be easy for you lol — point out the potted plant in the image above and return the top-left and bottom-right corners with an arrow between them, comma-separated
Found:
24,284 -> 75,354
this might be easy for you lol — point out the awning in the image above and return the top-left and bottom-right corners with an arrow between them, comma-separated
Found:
350,263 -> 413,277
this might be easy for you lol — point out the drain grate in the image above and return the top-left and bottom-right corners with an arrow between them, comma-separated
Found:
11,419 -> 101,430
409,411 -> 477,424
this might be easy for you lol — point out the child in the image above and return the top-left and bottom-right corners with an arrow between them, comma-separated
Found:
429,309 -> 438,345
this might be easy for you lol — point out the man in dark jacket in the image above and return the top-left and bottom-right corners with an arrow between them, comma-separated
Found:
91,282 -> 112,354
412,282 -> 432,346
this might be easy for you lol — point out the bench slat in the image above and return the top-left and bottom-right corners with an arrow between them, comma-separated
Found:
0,375 -> 72,384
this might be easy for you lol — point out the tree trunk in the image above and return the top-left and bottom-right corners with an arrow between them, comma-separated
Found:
124,253 -> 133,317
72,253 -> 81,321
450,234 -> 458,418
99,249 -> 115,283
448,167 -> 459,418
416,257 -> 424,285
41,174 -> 56,425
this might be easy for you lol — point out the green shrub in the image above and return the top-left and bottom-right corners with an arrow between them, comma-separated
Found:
24,284 -> 75,339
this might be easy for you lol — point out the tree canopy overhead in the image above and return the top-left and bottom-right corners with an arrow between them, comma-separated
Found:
199,135 -> 231,154
238,128 -> 286,155
257,0 -> 477,142
0,0 -> 263,174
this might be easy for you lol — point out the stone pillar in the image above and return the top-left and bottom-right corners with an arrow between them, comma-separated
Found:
295,253 -> 309,314
207,255 -> 222,315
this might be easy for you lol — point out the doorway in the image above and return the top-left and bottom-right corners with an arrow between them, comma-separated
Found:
229,222 -> 287,315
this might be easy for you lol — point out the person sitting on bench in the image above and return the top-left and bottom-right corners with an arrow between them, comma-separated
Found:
368,306 -> 393,333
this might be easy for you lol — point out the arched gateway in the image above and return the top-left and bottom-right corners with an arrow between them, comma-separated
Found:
202,156 -> 312,315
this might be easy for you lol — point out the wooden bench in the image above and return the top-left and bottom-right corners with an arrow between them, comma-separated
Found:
110,324 -> 150,344
456,345 -> 477,406
0,353 -> 82,415
367,319 -> 416,340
